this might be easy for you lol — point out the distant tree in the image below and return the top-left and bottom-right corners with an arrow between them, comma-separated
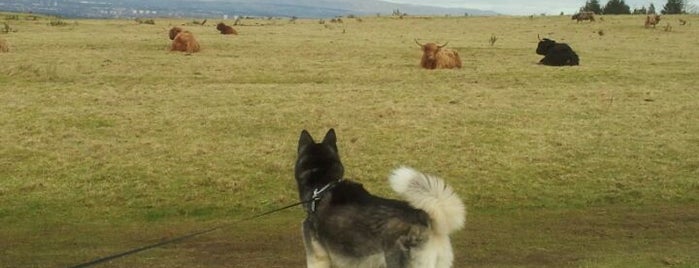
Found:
633,6 -> 648,14
648,3 -> 657,14
581,0 -> 602,14
661,0 -> 685,14
603,0 -> 631,14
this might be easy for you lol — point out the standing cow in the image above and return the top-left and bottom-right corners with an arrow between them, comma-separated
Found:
415,39 -> 462,69
536,36 -> 579,66
645,15 -> 661,28
572,11 -> 595,22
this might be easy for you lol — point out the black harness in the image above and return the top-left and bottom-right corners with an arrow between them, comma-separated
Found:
309,179 -> 343,213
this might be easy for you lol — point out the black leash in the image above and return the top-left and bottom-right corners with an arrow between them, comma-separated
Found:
68,179 -> 343,268
67,200 -> 311,268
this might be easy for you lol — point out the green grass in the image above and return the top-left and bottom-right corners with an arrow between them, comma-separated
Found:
1,12 -> 698,267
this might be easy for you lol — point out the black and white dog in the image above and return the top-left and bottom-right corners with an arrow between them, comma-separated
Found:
294,129 -> 466,267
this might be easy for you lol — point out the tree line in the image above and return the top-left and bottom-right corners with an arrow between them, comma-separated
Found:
580,0 -> 688,15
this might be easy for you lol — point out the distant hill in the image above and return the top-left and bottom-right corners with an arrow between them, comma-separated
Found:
0,0 -> 497,19
204,0 -> 498,17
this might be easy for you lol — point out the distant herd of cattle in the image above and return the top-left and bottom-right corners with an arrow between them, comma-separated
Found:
571,11 -> 662,29
168,14 -> 672,68
169,22 -> 237,54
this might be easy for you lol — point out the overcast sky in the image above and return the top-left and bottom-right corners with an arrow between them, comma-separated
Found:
382,0 -> 699,15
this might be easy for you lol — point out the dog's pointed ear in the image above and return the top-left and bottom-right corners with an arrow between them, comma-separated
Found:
298,130 -> 315,153
322,128 -> 337,150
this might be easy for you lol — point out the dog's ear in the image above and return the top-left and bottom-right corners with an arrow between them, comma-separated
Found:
321,128 -> 337,151
298,130 -> 315,154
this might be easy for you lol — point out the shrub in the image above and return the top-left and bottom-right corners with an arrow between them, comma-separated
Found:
1,22 -> 13,33
49,19 -> 69,26
489,34 -> 498,46
135,18 -> 155,25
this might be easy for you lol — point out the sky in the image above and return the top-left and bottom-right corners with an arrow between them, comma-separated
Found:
382,0 -> 699,15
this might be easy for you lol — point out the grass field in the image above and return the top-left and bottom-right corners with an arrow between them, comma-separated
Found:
1,12 -> 698,267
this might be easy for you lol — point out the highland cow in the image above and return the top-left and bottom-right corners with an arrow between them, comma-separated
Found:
169,26 -> 183,40
415,39 -> 462,69
536,36 -> 579,66
216,22 -> 238,35
572,11 -> 595,22
645,15 -> 661,28
169,27 -> 200,53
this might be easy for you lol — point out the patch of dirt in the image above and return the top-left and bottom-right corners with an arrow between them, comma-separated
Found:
459,204 -> 699,267
90,205 -> 699,267
181,235 -> 306,268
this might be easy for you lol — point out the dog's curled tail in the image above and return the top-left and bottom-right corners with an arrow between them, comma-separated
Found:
389,166 -> 465,235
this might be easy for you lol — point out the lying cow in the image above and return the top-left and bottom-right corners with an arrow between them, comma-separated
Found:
216,22 -> 238,35
169,27 -> 200,54
536,36 -> 579,66
415,39 -> 462,69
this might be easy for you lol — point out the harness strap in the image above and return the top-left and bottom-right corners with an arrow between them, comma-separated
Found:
310,178 -> 343,213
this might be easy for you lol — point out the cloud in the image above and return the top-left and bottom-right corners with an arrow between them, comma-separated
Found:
382,0 -> 699,15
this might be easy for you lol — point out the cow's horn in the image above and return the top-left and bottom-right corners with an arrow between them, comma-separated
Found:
438,41 -> 449,48
538,34 -> 541,41
414,39 -> 423,47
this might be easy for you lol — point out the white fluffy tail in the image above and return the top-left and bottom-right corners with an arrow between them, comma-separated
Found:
389,166 -> 466,235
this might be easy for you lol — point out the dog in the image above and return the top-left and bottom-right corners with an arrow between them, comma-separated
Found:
294,129 -> 466,268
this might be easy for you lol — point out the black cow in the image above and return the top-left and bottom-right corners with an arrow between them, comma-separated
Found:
536,37 -> 579,66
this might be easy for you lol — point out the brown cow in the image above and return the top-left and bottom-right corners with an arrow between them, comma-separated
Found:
572,11 -> 595,22
169,26 -> 183,40
645,15 -> 661,28
415,39 -> 462,69
216,22 -> 238,35
169,27 -> 200,53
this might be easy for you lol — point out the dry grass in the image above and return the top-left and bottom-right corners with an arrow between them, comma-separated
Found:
0,37 -> 8,52
0,13 -> 698,267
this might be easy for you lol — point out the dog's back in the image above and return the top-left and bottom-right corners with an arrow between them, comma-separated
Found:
312,181 -> 432,267
295,129 -> 466,268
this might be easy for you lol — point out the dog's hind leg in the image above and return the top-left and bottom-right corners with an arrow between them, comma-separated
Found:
385,235 -> 420,268
384,248 -> 408,268
303,220 -> 331,268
